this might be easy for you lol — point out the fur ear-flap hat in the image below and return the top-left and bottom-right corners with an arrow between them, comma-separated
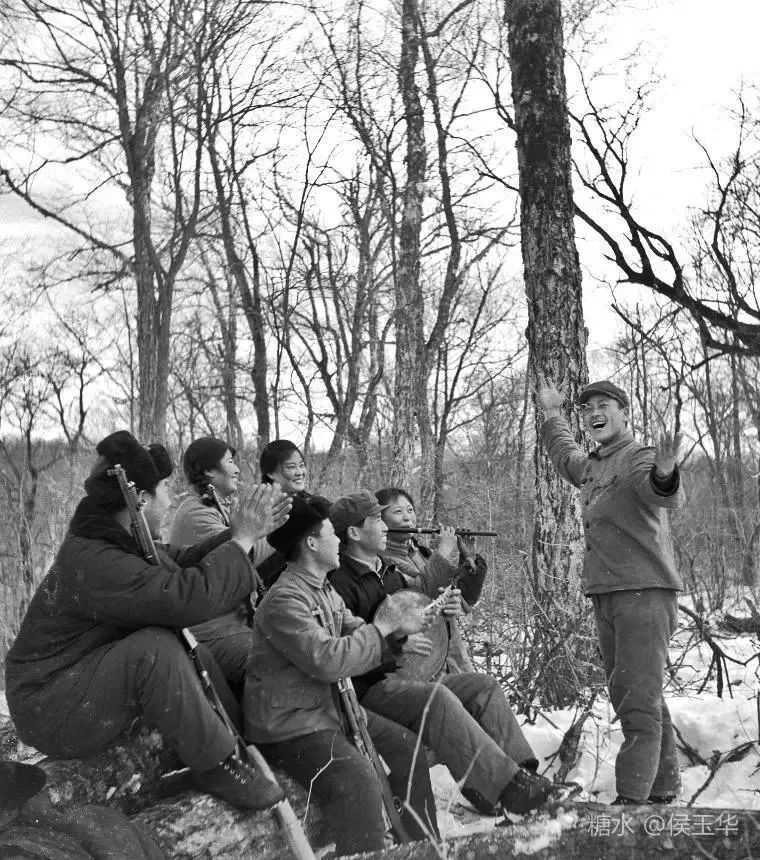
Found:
84,430 -> 173,510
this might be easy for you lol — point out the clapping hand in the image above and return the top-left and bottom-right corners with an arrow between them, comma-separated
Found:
231,484 -> 292,551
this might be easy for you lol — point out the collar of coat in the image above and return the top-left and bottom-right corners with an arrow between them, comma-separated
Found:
589,430 -> 636,460
339,552 -> 396,581
68,496 -> 143,556
281,562 -> 330,590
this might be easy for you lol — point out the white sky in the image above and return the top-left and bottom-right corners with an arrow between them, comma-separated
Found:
579,0 -> 760,357
1,0 -> 758,361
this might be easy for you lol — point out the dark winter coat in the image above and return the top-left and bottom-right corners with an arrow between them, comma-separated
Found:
5,496 -> 256,735
328,555 -> 409,696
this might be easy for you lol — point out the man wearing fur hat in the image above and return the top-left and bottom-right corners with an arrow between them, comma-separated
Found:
245,495 -> 439,855
5,431 -> 289,811
538,376 -> 684,806
169,437 -> 281,694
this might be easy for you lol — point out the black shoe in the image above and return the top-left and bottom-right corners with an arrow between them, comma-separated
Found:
648,793 -> 676,805
461,786 -> 500,816
612,795 -> 641,805
193,753 -> 285,810
499,769 -> 552,815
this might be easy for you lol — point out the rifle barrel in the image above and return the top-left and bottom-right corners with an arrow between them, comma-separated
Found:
387,527 -> 498,537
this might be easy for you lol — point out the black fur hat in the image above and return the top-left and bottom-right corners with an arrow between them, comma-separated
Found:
267,495 -> 332,556
84,431 -> 173,511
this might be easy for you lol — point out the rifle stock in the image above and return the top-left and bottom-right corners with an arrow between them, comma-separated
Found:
312,608 -> 411,844
181,629 -> 316,860
108,464 -> 159,563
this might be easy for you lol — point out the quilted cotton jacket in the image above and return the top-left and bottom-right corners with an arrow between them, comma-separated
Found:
541,415 -> 684,595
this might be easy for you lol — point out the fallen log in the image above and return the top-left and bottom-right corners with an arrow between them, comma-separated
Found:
721,613 -> 760,634
1,717 -> 331,858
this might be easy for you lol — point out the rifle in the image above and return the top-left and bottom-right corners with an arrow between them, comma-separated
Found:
110,465 -> 315,860
109,464 -> 159,564
202,483 -> 231,526
312,606 -> 411,845
387,527 -> 498,537
182,629 -> 315,860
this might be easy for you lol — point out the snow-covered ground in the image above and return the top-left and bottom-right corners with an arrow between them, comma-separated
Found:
2,623 -> 758,844
435,625 -> 760,840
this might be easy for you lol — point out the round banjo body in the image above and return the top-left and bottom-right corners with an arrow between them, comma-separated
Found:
372,590 -> 449,682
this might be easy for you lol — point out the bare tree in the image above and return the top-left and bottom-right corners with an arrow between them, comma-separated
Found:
574,85 -> 760,358
0,0 -> 264,440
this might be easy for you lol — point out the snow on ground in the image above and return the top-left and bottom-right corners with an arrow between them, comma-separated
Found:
3,626 -> 758,842
436,626 -> 760,839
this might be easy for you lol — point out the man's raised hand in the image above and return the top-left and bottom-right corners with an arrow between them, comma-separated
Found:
655,430 -> 683,478
536,373 -> 565,416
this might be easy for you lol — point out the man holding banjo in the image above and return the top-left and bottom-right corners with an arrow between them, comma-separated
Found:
328,490 -> 553,817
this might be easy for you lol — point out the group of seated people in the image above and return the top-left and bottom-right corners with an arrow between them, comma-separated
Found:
5,431 -> 554,856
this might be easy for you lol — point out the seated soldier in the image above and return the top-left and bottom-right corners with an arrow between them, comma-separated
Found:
328,491 -> 553,817
169,437 -> 284,693
245,495 -> 440,855
376,486 -> 487,674
5,431 -> 287,811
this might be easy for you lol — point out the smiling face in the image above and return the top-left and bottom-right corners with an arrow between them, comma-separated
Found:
268,451 -> 307,495
205,449 -> 240,498
307,518 -> 341,571
349,511 -> 388,556
582,394 -> 629,446
381,494 -> 417,540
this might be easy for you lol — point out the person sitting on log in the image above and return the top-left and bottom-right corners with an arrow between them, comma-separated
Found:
245,494 -> 440,855
169,437 -> 283,696
5,430 -> 288,811
376,486 -> 487,675
255,438 -> 311,592
327,490 -> 554,818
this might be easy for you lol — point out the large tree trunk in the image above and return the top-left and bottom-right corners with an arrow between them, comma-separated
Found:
391,0 -> 427,493
506,0 -> 587,596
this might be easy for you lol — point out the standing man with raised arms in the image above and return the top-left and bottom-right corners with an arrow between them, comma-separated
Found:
537,376 -> 684,806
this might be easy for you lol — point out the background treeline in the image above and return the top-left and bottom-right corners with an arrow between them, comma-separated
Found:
1,0 -> 759,701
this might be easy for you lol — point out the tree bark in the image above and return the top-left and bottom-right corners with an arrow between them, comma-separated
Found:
0,719 -> 330,859
391,0 -> 427,493
506,0 -> 587,596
